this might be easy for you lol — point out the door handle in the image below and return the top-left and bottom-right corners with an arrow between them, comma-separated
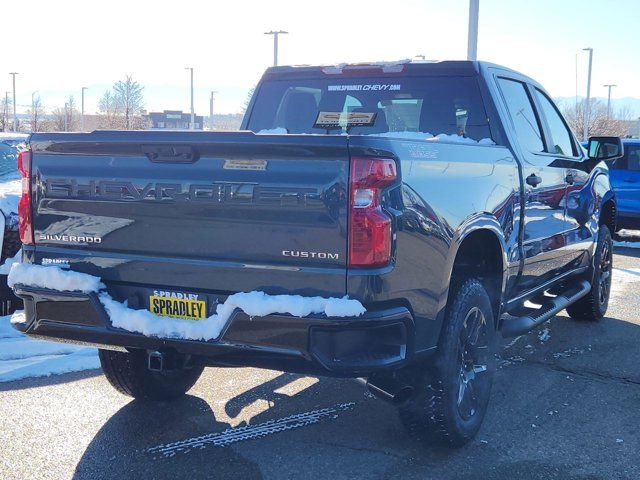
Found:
565,172 -> 575,185
526,173 -> 543,187
624,178 -> 637,183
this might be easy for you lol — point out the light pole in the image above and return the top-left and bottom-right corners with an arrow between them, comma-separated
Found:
467,0 -> 479,61
575,53 -> 578,116
185,67 -> 194,130
264,30 -> 288,66
81,87 -> 88,131
582,47 -> 593,141
209,90 -> 217,131
9,72 -> 18,132
603,84 -> 617,119
31,91 -> 38,132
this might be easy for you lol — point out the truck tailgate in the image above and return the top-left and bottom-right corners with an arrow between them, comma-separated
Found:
29,131 -> 349,296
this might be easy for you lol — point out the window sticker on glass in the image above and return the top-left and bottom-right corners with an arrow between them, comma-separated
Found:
313,111 -> 377,128
328,84 -> 401,92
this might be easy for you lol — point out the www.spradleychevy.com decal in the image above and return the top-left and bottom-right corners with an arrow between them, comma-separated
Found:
327,84 -> 401,92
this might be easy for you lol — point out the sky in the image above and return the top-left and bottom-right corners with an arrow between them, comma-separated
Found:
3,0 -> 639,116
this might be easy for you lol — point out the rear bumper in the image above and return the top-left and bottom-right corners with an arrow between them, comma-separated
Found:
12,285 -> 414,378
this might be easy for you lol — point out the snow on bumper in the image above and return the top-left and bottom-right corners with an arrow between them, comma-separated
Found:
8,263 -> 366,342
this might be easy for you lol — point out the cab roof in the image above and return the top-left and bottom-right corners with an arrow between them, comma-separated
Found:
263,60 -> 530,81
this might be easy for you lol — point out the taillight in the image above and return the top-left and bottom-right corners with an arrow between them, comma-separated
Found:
348,156 -> 397,268
17,151 -> 33,245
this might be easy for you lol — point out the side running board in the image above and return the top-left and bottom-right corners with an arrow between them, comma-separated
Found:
500,280 -> 591,338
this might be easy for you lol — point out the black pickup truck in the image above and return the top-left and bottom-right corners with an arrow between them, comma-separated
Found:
10,60 -> 622,446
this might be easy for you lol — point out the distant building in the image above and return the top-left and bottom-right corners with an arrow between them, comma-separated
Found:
147,110 -> 204,130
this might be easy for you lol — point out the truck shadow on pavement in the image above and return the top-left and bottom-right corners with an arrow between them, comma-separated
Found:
72,393 -> 264,480
71,373 -> 376,480
70,265 -> 640,480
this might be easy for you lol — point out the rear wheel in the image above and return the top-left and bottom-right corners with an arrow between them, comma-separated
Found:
566,224 -> 613,321
399,278 -> 496,447
99,349 -> 204,401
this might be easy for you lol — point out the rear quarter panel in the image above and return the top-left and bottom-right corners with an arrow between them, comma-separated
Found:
347,137 -> 521,352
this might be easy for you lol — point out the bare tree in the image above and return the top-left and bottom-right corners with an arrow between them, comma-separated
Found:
50,97 -> 79,132
562,98 -> 633,139
0,96 -> 12,132
113,75 -> 144,129
51,107 -> 66,131
98,90 -> 123,129
27,94 -> 45,132
66,95 -> 77,131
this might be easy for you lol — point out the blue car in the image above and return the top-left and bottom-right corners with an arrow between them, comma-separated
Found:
609,139 -> 640,231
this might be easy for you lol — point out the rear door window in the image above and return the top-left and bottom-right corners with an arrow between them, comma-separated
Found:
496,78 -> 544,153
623,145 -> 640,171
534,89 -> 577,157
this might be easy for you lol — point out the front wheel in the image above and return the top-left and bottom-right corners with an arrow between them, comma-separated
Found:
99,349 -> 204,401
399,278 -> 496,447
566,224 -> 613,321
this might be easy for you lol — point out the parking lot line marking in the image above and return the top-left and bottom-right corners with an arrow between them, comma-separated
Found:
147,402 -> 356,457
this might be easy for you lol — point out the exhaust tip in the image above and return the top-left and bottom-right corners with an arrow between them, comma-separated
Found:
361,376 -> 414,405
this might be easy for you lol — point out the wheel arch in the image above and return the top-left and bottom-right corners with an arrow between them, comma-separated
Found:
599,191 -> 616,233
443,216 -> 509,327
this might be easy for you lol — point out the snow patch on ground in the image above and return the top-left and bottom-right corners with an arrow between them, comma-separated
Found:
0,248 -> 21,274
552,346 -> 590,359
610,268 -> 640,302
8,262 -> 105,293
0,177 -> 20,215
538,328 -> 551,343
614,229 -> 640,249
9,264 -> 366,342
0,311 -> 23,339
0,311 -> 99,383
0,348 -> 99,383
614,241 -> 640,249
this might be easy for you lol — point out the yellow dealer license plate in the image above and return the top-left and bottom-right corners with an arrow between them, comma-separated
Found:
149,295 -> 206,320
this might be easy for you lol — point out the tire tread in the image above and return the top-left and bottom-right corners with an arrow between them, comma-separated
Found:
399,278 -> 495,447
99,349 -> 203,400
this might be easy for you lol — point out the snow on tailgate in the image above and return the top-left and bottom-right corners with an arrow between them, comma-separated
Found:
8,262 -> 105,294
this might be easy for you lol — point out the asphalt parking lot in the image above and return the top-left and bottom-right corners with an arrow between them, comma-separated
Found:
1,248 -> 639,480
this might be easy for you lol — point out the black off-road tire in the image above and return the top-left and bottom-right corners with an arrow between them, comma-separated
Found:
399,278 -> 496,447
566,224 -> 613,322
99,349 -> 204,401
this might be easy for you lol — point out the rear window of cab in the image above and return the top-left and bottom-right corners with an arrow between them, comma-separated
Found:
247,76 -> 493,143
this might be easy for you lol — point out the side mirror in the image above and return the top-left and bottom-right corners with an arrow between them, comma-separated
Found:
587,136 -> 624,161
